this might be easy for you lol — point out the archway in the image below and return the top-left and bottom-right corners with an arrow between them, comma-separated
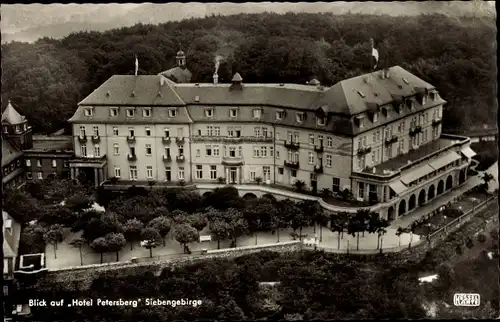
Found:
388,207 -> 395,221
408,194 -> 416,211
428,185 -> 435,200
398,199 -> 406,216
202,191 -> 212,197
446,175 -> 453,190
243,192 -> 258,200
459,169 -> 466,185
437,180 -> 444,195
418,189 -> 426,206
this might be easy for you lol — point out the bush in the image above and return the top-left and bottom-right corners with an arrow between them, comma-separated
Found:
465,237 -> 474,249
477,233 -> 487,244
490,229 -> 499,241
455,244 -> 463,255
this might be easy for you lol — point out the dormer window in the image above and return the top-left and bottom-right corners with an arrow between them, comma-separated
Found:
421,95 -> 426,106
406,99 -> 414,110
357,90 -> 365,98
430,91 -> 436,101
84,107 -> 93,117
126,108 -> 135,117
296,112 -> 305,123
110,108 -> 118,117
316,116 -> 326,126
3,126 -> 8,133
230,108 -> 238,118
168,109 -> 177,118
276,110 -> 284,120
253,109 -> 262,119
143,108 -> 151,117
355,115 -> 365,128
373,112 -> 379,123
382,107 -> 388,117
402,78 -> 409,84
205,108 -> 214,117
194,95 -> 200,102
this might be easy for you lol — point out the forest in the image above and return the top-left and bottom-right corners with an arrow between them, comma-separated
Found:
1,12 -> 496,134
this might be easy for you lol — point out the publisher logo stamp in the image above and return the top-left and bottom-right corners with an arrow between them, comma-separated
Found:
453,293 -> 480,307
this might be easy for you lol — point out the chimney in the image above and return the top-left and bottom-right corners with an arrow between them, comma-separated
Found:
213,73 -> 218,85
383,68 -> 390,79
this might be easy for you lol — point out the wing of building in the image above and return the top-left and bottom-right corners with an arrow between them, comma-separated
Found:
68,65 -> 476,221
158,50 -> 192,83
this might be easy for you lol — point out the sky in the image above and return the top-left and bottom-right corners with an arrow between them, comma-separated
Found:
1,2 -> 496,43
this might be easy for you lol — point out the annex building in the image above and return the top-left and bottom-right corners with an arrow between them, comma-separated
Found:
68,62 -> 476,221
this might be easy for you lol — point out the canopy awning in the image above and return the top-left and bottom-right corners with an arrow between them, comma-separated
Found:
389,180 -> 408,195
429,151 -> 461,171
400,163 -> 435,185
460,146 -> 477,159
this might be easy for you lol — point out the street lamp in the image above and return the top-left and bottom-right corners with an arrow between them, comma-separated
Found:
471,197 -> 478,212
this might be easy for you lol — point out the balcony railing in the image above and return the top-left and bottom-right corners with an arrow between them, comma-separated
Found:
223,137 -> 243,143
91,135 -> 100,143
127,154 -> 137,161
385,135 -> 398,146
78,135 -> 87,143
162,137 -> 171,144
314,164 -> 323,173
284,160 -> 300,169
432,119 -> 442,127
163,155 -> 172,162
409,125 -> 423,137
176,137 -> 185,145
284,141 -> 300,150
176,155 -> 185,162
314,145 -> 324,153
357,146 -> 372,156
127,136 -> 136,143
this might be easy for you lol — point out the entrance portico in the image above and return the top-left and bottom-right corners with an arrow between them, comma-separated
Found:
222,158 -> 244,184
69,155 -> 108,188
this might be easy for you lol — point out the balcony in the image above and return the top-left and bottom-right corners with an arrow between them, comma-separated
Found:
127,154 -> 137,161
222,155 -> 245,166
314,145 -> 324,153
162,137 -> 171,144
432,119 -> 442,127
78,135 -> 87,143
314,164 -> 323,173
163,155 -> 172,162
385,135 -> 398,146
176,155 -> 185,162
91,135 -> 100,143
176,137 -> 185,145
127,136 -> 136,143
191,136 -> 224,143
284,160 -> 300,169
223,137 -> 243,144
357,146 -> 372,156
284,141 -> 300,150
410,125 -> 423,137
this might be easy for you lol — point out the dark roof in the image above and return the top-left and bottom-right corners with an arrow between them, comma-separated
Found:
1,101 -> 26,125
176,50 -> 185,57
159,66 -> 192,83
25,135 -> 73,153
2,136 -> 22,166
77,75 -> 186,106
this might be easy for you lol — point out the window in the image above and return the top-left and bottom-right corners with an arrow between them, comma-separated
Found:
263,166 -> 271,181
318,135 -> 323,147
36,160 -> 42,167
164,128 -> 170,137
114,167 -> 121,178
287,131 -> 293,142
81,144 -> 87,157
94,145 -> 100,157
227,128 -> 235,137
3,126 -> 7,133
129,166 -> 138,180
26,159 -> 31,167
238,146 -> 243,157
332,177 -> 340,192
276,150 -> 280,159
164,147 -> 171,157
291,169 -> 297,177
293,132 -> 299,143
113,143 -> 119,155
179,147 -> 184,156
398,140 -> 404,155
206,145 -> 212,156
37,172 -> 43,180
276,110 -> 284,120
423,129 -> 428,142
214,126 -> 220,136
210,165 -> 217,179
250,171 -> 256,181
326,154 -> 332,167
262,127 -> 268,138
196,165 -> 203,179
168,109 -> 177,117
126,108 -> 135,117
253,147 -> 260,158
26,172 -> 32,179
358,182 -> 365,199
79,126 -> 86,137
358,155 -> 365,170
358,117 -> 365,128
145,128 -> 151,136
309,134 -> 315,145
113,127 -> 119,136
64,160 -> 69,168
276,132 -> 280,140
213,146 -> 220,156
296,112 -> 304,123
93,126 -> 99,136
165,167 -> 171,181
205,108 -> 214,117
130,147 -> 136,156
308,152 -> 314,164
254,127 -> 261,137
373,112 -> 379,123
317,116 -> 326,126
327,137 -> 333,147
269,146 -> 274,157
261,146 -> 267,157
278,167 -> 284,175
178,167 -> 185,180
253,109 -> 262,118
228,147 -> 236,157
129,128 -> 135,137
196,149 -> 200,157
373,132 -> 377,143
146,166 -> 153,178
146,144 -> 152,155
294,152 -> 299,163
385,145 -> 392,159
143,108 -> 151,117
84,107 -> 93,116
110,108 -> 118,117
385,126 -> 392,139
230,108 -> 238,117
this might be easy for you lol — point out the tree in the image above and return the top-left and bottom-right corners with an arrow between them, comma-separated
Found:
203,186 -> 245,210
293,180 -> 306,192
347,212 -> 366,250
187,213 -> 208,237
480,172 -> 495,191
43,224 -> 64,259
21,223 -> 47,253
65,193 -> 93,212
173,223 -> 199,253
330,216 -> 343,249
376,218 -> 389,250
121,218 -> 144,250
69,236 -> 86,266
39,205 -> 76,227
2,188 -> 43,224
224,208 -> 249,247
105,232 -> 127,261
141,227 -> 162,258
90,236 -> 109,264
148,216 -> 172,246
320,188 -> 332,199
298,200 -> 320,233
210,219 -> 230,249
81,214 -> 120,243
254,177 -> 263,185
